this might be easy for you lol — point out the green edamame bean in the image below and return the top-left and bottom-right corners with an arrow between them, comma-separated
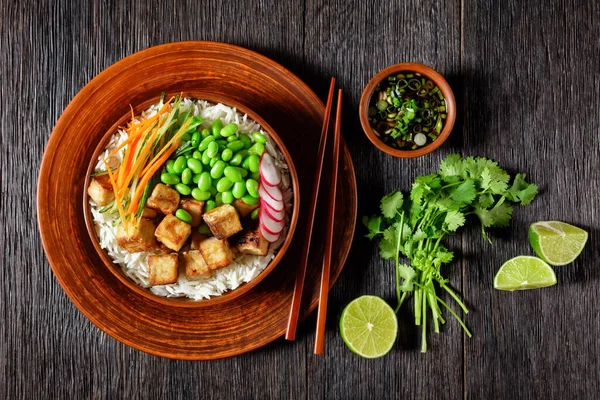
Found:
246,179 -> 259,198
209,157 -> 218,167
197,172 -> 212,191
209,185 -> 218,196
239,134 -> 252,149
230,153 -> 243,166
191,188 -> 211,201
198,135 -> 215,151
201,149 -> 211,165
205,200 -> 216,212
222,191 -> 234,204
166,160 -> 177,174
249,142 -> 265,156
215,193 -> 223,206
252,132 -> 267,144
198,223 -> 212,235
250,207 -> 260,220
216,177 -> 233,192
221,148 -> 233,162
212,119 -> 223,138
187,158 -> 203,174
250,171 -> 261,181
216,139 -> 228,146
238,149 -> 250,159
227,135 -> 237,143
173,156 -> 187,174
191,131 -> 201,148
224,166 -> 242,182
175,183 -> 192,196
242,156 -> 251,170
161,173 -> 180,186
201,128 -> 211,139
175,209 -> 192,223
181,168 -> 192,185
218,144 -> 226,152
192,150 -> 202,160
220,123 -> 238,137
210,160 -> 226,179
237,167 -> 248,178
192,173 -> 202,184
227,140 -> 244,152
206,141 -> 219,158
232,181 -> 247,199
241,195 -> 258,205
247,155 -> 260,173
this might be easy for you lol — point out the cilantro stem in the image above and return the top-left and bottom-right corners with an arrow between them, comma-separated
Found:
395,292 -> 408,313
421,288 -> 428,353
433,294 -> 472,337
394,213 -> 405,309
440,283 -> 468,313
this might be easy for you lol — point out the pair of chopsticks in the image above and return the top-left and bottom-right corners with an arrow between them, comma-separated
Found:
285,77 -> 342,355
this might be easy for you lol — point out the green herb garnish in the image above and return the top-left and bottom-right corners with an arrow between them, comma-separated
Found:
363,154 -> 538,352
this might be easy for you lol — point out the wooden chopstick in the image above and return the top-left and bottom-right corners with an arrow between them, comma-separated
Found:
285,77 -> 337,341
314,89 -> 342,354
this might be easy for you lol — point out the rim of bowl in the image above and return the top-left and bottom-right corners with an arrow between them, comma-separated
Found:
83,92 -> 300,308
359,62 -> 456,158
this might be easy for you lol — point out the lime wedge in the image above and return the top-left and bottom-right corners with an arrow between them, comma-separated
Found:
339,295 -> 397,358
529,221 -> 588,266
494,256 -> 557,291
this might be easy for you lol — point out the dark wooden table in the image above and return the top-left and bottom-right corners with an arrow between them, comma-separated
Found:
3,0 -> 599,398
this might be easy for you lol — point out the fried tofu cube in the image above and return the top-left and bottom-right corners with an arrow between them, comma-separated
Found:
116,219 -> 157,253
233,227 -> 269,256
155,214 -> 191,251
190,232 -> 209,250
233,198 -> 259,217
181,250 -> 212,280
202,204 -> 243,239
142,207 -> 158,219
180,198 -> 205,227
87,174 -> 115,206
147,183 -> 180,214
148,254 -> 179,285
199,237 -> 235,270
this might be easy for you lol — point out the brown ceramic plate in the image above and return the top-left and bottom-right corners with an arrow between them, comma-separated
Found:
83,92 -> 300,308
37,41 -> 357,360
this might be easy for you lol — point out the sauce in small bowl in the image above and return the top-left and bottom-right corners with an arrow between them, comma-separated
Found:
359,63 -> 456,158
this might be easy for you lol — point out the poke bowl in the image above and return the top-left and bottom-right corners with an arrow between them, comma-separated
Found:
83,92 -> 300,307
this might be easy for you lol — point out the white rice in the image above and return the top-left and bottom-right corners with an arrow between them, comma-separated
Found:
90,98 -> 292,300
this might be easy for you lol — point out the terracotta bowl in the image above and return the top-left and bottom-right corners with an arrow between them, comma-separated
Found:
359,62 -> 456,158
83,91 -> 300,308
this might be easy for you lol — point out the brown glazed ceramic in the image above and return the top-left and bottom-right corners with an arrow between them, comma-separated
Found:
38,41 -> 357,360
83,93 -> 300,308
359,62 -> 456,158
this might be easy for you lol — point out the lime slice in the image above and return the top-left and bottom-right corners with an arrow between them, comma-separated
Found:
339,295 -> 397,358
494,256 -> 557,291
529,221 -> 588,266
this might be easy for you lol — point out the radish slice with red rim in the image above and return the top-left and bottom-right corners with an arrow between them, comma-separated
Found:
260,170 -> 278,187
260,224 -> 280,243
263,203 -> 285,222
259,186 -> 284,211
261,183 -> 282,202
259,153 -> 281,186
259,208 -> 284,234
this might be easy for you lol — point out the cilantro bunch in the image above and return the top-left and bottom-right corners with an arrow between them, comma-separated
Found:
363,154 -> 538,352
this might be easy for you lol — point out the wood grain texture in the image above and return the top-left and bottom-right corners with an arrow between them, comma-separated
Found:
2,0 -> 598,398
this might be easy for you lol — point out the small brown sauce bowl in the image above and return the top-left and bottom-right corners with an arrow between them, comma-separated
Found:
83,92 -> 300,308
359,62 -> 456,158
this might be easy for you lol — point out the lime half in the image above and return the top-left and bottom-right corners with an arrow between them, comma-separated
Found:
494,256 -> 557,291
529,221 -> 588,266
340,296 -> 397,358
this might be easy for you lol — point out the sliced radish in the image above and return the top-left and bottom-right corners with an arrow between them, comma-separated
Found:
260,183 -> 282,202
260,153 -> 281,186
260,169 -> 278,187
260,223 -> 280,243
259,186 -> 284,211
263,203 -> 285,222
259,208 -> 284,233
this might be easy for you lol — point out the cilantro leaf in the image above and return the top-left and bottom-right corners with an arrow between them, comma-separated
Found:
477,193 -> 495,208
444,210 -> 466,232
439,153 -> 464,177
448,179 -> 476,204
506,173 -> 538,205
474,203 -> 513,228
362,215 -> 383,240
397,265 -> 416,292
380,191 -> 404,219
379,238 -> 397,260
480,167 -> 509,194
